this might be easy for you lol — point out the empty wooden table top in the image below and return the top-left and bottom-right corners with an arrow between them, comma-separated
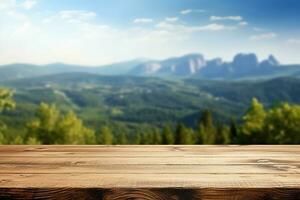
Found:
0,145 -> 299,199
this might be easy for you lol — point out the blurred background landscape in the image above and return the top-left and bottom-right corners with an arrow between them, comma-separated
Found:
1,0 -> 300,144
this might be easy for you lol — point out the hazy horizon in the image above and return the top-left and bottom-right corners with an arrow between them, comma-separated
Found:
0,52 -> 294,67
1,0 -> 300,65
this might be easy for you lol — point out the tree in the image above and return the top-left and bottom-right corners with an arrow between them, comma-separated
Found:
117,132 -> 128,145
0,134 -> 4,144
140,132 -> 148,144
26,103 -> 61,144
133,132 -> 142,144
0,89 -> 15,144
98,126 -> 114,145
13,135 -> 24,145
0,121 -> 8,144
0,89 -> 15,112
140,130 -> 155,145
152,128 -> 162,145
229,118 -> 238,144
57,111 -> 96,144
198,110 -> 216,144
161,124 -> 174,144
215,123 -> 230,144
26,103 -> 95,144
241,98 -> 266,143
264,103 -> 300,144
175,123 -> 193,144
26,137 -> 41,145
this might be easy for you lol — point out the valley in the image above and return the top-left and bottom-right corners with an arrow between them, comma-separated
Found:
1,53 -> 300,145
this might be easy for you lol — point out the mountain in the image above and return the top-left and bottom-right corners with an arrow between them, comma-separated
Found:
0,59 -> 145,81
0,63 -> 90,81
1,53 -> 300,81
130,53 -> 300,79
88,59 -> 148,75
130,54 -> 206,76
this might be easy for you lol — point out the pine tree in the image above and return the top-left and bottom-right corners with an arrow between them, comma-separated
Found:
175,123 -> 192,144
175,123 -> 184,144
134,132 -> 142,144
161,124 -> 174,144
198,109 -> 216,144
153,128 -> 162,145
117,132 -> 128,145
230,118 -> 238,144
214,123 -> 230,144
215,123 -> 225,144
98,126 -> 114,145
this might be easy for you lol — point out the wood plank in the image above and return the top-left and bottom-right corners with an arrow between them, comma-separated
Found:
0,188 -> 299,200
0,145 -> 299,199
1,146 -> 299,158
1,174 -> 300,188
1,151 -> 299,157
1,145 -> 299,153
0,163 -> 299,174
1,156 -> 299,165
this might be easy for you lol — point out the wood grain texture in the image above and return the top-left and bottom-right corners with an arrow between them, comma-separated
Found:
0,145 -> 299,199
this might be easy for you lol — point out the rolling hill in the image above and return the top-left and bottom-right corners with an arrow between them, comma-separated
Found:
1,73 -> 300,130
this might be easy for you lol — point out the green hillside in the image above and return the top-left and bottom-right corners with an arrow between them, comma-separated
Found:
1,73 -> 300,131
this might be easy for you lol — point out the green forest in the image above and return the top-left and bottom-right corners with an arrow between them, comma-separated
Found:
1,87 -> 300,145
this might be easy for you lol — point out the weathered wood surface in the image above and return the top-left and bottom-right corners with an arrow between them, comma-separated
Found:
0,145 -> 299,200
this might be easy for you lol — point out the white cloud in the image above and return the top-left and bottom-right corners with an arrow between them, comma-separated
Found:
42,18 -> 52,24
20,0 -> 36,10
238,21 -> 248,26
180,9 -> 205,15
165,17 -> 178,22
155,17 -> 179,29
180,9 -> 192,15
250,32 -> 277,41
210,15 -> 243,21
287,39 -> 300,45
0,0 -> 28,21
58,10 -> 97,23
189,23 -> 235,32
0,0 -> 15,10
6,10 -> 27,20
0,0 -> 37,10
156,22 -> 235,33
133,18 -> 154,24
15,21 -> 32,33
0,11 -> 238,65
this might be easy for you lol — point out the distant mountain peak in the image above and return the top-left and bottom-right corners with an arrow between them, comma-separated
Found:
268,55 -> 280,66
131,53 -> 207,76
129,52 -> 293,78
233,53 -> 259,67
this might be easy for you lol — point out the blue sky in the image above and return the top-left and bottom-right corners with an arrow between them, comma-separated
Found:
1,0 -> 300,65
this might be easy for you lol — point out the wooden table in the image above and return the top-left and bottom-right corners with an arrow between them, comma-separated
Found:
0,145 -> 299,199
